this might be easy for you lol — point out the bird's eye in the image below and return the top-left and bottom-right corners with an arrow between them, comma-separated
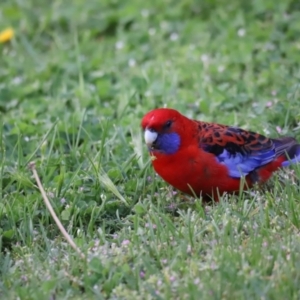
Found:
164,120 -> 173,129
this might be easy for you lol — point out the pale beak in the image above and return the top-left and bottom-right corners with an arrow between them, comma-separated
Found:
144,129 -> 158,147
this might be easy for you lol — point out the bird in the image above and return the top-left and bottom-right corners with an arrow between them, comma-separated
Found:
141,108 -> 300,201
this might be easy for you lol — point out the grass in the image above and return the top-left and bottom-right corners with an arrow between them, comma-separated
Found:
1,0 -> 300,298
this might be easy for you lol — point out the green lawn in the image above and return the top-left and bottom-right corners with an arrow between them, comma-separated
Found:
1,0 -> 300,299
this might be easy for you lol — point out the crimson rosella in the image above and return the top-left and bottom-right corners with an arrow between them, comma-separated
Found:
141,108 -> 300,201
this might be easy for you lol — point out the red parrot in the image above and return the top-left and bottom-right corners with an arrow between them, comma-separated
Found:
141,108 -> 300,201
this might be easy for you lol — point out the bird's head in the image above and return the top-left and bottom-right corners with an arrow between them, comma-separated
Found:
141,108 -> 187,154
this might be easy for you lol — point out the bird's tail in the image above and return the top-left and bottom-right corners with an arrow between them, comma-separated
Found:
272,137 -> 300,167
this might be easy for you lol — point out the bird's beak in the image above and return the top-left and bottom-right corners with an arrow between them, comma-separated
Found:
144,129 -> 158,148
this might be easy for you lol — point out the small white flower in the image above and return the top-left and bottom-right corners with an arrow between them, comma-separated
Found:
12,76 -> 23,85
121,239 -> 130,246
145,90 -> 151,97
128,58 -> 136,67
187,244 -> 192,254
170,33 -> 178,41
201,54 -> 209,63
160,21 -> 168,30
148,28 -> 156,36
47,192 -> 54,198
141,9 -> 149,18
115,41 -> 124,50
271,90 -> 277,96
218,65 -> 225,73
237,28 -> 246,37
266,101 -> 273,107
265,42 -> 275,51
263,128 -> 270,135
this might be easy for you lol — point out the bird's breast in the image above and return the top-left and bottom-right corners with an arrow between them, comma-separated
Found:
151,146 -> 231,195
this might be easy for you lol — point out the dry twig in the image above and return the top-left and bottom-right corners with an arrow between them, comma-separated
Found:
28,161 -> 85,259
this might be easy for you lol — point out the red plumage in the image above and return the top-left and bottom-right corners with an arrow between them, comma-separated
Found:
141,108 -> 300,201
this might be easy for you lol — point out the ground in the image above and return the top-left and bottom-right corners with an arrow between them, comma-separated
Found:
1,0 -> 300,299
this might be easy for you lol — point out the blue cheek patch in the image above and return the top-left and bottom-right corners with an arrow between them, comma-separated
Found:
156,133 -> 181,154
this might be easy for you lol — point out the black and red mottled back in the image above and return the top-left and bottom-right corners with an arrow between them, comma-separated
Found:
195,121 -> 274,156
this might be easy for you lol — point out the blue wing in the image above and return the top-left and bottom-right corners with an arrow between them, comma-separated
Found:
197,124 -> 276,178
215,148 -> 275,178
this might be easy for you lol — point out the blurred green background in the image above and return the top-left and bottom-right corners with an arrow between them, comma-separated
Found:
1,0 -> 300,298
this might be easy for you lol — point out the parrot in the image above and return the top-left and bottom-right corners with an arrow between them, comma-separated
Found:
141,108 -> 300,201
